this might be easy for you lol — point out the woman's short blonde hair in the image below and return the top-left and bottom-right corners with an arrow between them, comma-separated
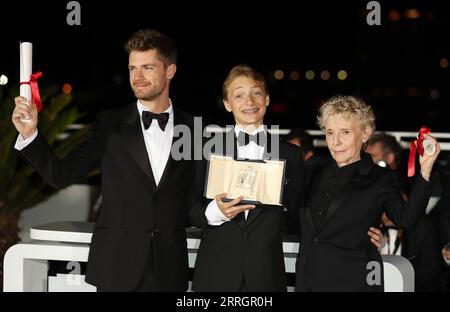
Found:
317,95 -> 376,132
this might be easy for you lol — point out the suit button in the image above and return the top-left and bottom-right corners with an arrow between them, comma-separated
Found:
243,232 -> 249,238
313,237 -> 319,243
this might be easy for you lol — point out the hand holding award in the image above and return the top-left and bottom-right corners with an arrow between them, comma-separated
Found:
407,126 -> 440,180
19,42 -> 43,123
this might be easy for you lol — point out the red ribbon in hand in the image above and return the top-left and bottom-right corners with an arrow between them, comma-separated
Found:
407,126 -> 431,177
20,71 -> 43,112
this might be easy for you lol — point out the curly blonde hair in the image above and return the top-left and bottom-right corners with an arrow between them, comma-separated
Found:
317,95 -> 376,132
124,29 -> 177,67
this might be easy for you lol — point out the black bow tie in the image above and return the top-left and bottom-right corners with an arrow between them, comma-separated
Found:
236,131 -> 266,147
142,111 -> 169,131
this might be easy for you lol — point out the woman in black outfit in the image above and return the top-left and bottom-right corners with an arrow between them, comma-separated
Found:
296,95 -> 440,291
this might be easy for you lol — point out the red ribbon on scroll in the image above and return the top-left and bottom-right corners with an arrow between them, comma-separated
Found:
20,71 -> 43,112
407,126 -> 430,177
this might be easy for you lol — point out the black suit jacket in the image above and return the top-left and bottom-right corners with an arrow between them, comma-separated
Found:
19,103 -> 196,291
189,130 -> 304,291
296,153 -> 432,292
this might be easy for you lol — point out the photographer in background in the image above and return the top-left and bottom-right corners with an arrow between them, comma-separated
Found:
366,133 -> 447,291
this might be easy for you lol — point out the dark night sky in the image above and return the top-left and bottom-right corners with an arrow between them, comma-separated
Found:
1,0 -> 449,131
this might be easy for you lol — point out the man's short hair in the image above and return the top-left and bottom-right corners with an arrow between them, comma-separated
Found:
124,29 -> 177,67
285,128 -> 314,153
366,133 -> 402,164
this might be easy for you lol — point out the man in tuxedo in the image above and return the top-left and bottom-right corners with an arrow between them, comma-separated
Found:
11,29 -> 195,291
189,65 -> 305,291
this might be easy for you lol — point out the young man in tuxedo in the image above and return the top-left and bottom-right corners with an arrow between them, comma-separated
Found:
189,65 -> 305,291
12,29 -> 195,291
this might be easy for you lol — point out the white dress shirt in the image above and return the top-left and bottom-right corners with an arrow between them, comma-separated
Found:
15,129 -> 38,150
15,100 -> 174,187
137,100 -> 173,186
205,125 -> 265,226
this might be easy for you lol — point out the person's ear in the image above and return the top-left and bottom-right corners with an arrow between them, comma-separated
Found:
166,64 -> 177,79
265,95 -> 270,106
362,127 -> 372,144
223,99 -> 232,112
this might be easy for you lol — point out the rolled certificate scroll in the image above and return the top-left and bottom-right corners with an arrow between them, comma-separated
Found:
19,42 -> 33,123
422,138 -> 436,156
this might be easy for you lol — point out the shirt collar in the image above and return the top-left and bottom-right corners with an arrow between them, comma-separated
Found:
333,159 -> 360,177
234,124 -> 266,137
330,152 -> 373,177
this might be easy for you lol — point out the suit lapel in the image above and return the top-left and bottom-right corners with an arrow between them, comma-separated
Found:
262,130 -> 272,160
121,104 -> 157,189
156,108 -> 180,189
231,129 -> 238,159
305,160 -> 327,232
